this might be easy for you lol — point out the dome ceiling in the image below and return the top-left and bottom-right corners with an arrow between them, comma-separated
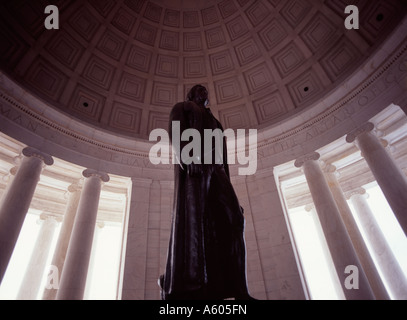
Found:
0,0 -> 406,140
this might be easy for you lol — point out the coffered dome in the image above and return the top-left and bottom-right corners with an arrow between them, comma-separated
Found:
0,0 -> 406,140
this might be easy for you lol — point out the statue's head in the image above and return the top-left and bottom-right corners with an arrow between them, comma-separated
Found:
186,84 -> 209,107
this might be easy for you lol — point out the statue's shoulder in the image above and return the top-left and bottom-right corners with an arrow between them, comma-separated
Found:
170,101 -> 201,115
170,102 -> 185,119
183,101 -> 198,112
172,101 -> 185,110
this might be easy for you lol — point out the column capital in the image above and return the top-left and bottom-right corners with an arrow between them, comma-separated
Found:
39,212 -> 62,223
63,183 -> 82,200
67,182 -> 82,193
304,203 -> 315,212
82,169 -> 109,183
1,166 -> 18,183
9,166 -> 18,176
22,147 -> 54,166
345,187 -> 368,200
294,152 -> 320,168
321,162 -> 336,172
320,162 -> 342,179
346,122 -> 375,143
96,221 -> 105,229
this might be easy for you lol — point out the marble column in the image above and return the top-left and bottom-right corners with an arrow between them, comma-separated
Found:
16,214 -> 59,300
42,183 -> 82,300
346,122 -> 407,236
56,169 -> 109,300
347,188 -> 407,299
295,152 -> 374,300
0,147 -> 53,283
304,203 -> 345,299
323,164 -> 390,300
84,221 -> 104,300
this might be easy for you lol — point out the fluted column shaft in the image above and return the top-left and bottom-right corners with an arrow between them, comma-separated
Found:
348,188 -> 407,299
295,153 -> 374,300
56,169 -> 109,300
42,183 -> 82,300
304,204 -> 345,299
324,165 -> 389,300
84,221 -> 104,299
346,122 -> 407,236
17,214 -> 59,299
0,147 -> 53,283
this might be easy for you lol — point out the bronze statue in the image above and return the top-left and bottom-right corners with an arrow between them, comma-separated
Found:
159,84 -> 253,300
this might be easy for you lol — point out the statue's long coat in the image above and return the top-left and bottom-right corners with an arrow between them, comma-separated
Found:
160,101 -> 249,300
